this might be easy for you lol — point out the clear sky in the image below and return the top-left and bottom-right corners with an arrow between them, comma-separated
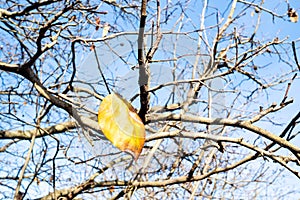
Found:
1,0 -> 299,198
79,0 -> 300,198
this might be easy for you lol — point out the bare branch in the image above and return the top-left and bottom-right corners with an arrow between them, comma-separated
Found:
0,121 -> 76,139
147,113 -> 300,156
138,0 -> 149,123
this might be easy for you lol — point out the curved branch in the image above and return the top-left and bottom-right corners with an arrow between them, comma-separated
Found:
0,1 -> 62,18
16,67 -> 102,134
0,121 -> 76,139
147,113 -> 300,156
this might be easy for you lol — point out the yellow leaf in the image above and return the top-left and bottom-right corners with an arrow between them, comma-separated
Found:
98,93 -> 145,160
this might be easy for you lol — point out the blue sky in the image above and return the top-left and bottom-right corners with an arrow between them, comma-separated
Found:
85,0 -> 300,198
1,0 -> 300,198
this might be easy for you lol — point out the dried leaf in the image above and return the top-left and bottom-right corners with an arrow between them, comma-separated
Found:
109,186 -> 115,193
90,43 -> 95,51
102,23 -> 110,37
95,17 -> 101,31
288,8 -> 298,23
255,6 -> 260,13
98,93 -> 145,160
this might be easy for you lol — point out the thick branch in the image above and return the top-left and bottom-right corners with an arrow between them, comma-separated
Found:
0,121 -> 76,139
16,67 -> 102,134
0,62 -> 20,73
147,113 -> 300,155
138,0 -> 149,123
0,1 -> 61,18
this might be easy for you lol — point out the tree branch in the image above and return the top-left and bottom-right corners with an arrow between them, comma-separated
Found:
147,113 -> 300,156
0,121 -> 76,139
138,0 -> 149,123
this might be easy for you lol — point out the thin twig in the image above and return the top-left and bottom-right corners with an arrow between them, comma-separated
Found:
292,41 -> 300,71
281,73 -> 297,104
94,46 -> 111,94
14,127 -> 37,198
